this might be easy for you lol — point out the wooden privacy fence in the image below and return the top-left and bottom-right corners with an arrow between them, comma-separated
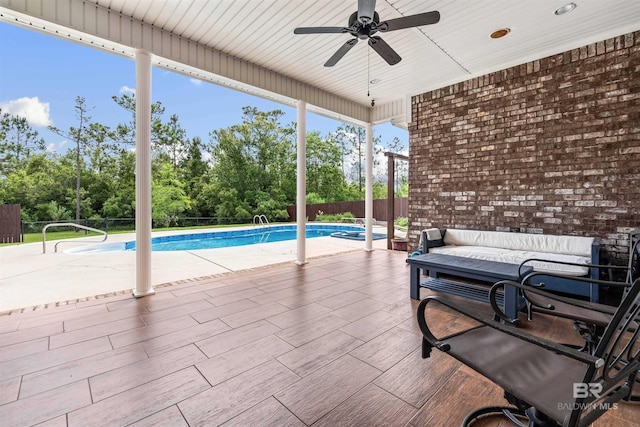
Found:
0,204 -> 21,243
287,198 -> 408,222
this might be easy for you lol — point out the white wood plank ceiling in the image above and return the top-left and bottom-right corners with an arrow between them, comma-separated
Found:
1,0 -> 639,127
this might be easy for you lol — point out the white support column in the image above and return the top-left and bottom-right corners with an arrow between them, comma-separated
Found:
365,122 -> 373,251
295,100 -> 307,265
133,50 -> 155,298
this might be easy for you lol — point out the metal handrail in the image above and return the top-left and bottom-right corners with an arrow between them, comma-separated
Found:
252,214 -> 270,228
42,222 -> 108,253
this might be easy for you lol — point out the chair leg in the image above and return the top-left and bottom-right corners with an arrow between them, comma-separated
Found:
461,406 -> 529,427
461,405 -> 563,427
572,321 -> 600,353
525,407 -> 558,426
421,337 -> 432,359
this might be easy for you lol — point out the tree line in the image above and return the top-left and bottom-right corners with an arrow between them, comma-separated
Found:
0,95 -> 408,227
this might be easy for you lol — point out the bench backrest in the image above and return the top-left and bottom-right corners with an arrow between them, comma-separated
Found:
443,229 -> 594,256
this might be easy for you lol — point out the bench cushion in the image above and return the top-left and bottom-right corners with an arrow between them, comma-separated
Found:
429,245 -> 590,276
443,229 -> 594,257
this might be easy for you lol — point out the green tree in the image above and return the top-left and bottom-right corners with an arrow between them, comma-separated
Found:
85,122 -> 118,174
36,200 -> 72,221
101,151 -> 136,218
387,136 -> 408,196
156,113 -> 188,166
397,179 -> 409,198
152,163 -> 191,227
306,131 -> 346,201
209,107 -> 295,220
179,136 -> 210,216
193,180 -> 222,218
373,182 -> 388,199
0,154 -> 74,221
0,110 -> 46,175
333,124 -> 382,191
113,93 -> 191,163
48,96 -> 94,224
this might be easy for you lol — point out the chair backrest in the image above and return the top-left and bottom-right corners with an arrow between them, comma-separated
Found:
575,277 -> 640,425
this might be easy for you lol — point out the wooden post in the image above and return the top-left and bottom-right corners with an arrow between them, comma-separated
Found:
386,152 -> 395,250
385,152 -> 409,250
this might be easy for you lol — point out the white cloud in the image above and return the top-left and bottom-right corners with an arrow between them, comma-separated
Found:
119,85 -> 136,95
46,139 -> 69,154
189,78 -> 202,86
0,96 -> 52,127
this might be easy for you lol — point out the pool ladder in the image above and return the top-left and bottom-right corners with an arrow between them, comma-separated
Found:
42,222 -> 108,253
252,214 -> 270,228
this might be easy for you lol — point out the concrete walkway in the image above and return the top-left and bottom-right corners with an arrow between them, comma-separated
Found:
0,226 -> 389,313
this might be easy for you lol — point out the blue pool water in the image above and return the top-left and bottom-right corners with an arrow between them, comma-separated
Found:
70,225 -> 368,253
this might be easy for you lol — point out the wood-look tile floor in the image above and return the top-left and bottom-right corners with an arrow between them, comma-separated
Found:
0,250 -> 638,426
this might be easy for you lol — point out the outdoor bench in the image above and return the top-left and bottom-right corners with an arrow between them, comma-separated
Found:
416,228 -> 601,302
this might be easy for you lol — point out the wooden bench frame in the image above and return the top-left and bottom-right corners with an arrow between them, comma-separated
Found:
408,253 -> 533,320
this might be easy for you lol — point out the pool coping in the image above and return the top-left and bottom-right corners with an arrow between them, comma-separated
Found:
65,224 -> 368,253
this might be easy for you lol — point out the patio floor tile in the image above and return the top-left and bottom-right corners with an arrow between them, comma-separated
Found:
0,249 -> 637,426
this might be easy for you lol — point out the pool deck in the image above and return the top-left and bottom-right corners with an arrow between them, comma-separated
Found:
0,225 -> 389,313
1,249 -> 634,426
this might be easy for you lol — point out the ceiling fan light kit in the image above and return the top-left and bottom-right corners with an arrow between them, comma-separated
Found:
554,2 -> 577,16
293,0 -> 440,67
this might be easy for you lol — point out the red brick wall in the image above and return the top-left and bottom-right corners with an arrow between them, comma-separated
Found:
408,31 -> 640,263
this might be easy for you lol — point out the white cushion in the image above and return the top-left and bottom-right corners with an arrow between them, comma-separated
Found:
443,229 -> 594,257
429,245 -> 591,276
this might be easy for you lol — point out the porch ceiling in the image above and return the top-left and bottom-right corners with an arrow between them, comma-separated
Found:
1,0 -> 639,127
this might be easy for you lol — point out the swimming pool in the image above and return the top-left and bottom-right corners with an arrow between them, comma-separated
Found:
66,224 -> 371,253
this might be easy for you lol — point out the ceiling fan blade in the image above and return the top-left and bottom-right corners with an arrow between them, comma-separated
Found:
368,36 -> 401,65
294,27 -> 348,35
379,11 -> 440,32
357,0 -> 377,24
324,38 -> 358,67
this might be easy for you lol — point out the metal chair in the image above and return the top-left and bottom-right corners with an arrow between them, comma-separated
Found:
416,277 -> 640,426
492,233 -> 640,351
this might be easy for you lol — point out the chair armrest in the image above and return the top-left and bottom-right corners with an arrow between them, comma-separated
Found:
488,279 -> 621,326
518,258 -> 629,278
416,295 -> 604,367
521,270 -> 632,288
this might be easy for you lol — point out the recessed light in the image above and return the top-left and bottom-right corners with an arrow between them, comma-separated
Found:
370,78 -> 381,85
490,28 -> 510,39
554,2 -> 577,15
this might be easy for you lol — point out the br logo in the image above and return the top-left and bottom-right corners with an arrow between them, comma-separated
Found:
573,383 -> 602,398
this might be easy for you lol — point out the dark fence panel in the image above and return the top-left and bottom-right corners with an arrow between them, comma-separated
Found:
287,198 -> 408,222
394,197 -> 408,219
0,204 -> 21,243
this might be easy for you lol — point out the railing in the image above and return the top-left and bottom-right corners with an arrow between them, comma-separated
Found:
42,223 -> 108,253
252,214 -> 270,228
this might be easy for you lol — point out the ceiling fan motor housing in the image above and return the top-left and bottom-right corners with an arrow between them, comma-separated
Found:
357,0 -> 377,24
349,11 -> 381,39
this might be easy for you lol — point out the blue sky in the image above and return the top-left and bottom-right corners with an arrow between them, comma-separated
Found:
0,22 -> 408,155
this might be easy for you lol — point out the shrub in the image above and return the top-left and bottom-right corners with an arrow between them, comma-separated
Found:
395,217 -> 408,227
315,211 -> 355,223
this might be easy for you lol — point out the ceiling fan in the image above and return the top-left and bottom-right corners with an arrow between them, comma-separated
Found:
293,0 -> 440,67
